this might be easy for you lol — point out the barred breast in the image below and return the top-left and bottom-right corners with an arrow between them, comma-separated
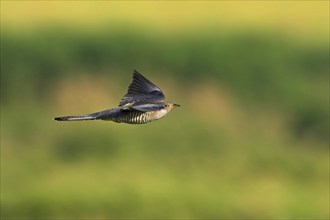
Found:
111,109 -> 168,124
110,111 -> 150,124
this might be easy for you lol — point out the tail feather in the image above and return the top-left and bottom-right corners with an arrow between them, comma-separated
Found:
54,114 -> 97,121
54,109 -> 118,121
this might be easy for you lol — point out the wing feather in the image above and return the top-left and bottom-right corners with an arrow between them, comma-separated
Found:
119,70 -> 165,106
129,103 -> 165,112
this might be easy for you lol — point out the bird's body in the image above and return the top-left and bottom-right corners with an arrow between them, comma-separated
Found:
56,108 -> 170,124
54,70 -> 180,124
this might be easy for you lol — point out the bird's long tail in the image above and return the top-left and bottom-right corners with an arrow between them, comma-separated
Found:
54,114 -> 98,121
54,109 -> 117,121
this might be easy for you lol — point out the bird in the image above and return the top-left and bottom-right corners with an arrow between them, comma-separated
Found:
54,70 -> 180,124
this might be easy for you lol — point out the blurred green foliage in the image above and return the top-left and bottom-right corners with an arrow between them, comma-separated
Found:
2,28 -> 329,139
1,27 -> 329,218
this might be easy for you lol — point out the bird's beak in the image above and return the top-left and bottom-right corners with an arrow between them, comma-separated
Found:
173,104 -> 181,107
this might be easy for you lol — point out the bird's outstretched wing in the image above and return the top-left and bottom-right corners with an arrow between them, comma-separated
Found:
119,70 -> 165,107
129,103 -> 165,112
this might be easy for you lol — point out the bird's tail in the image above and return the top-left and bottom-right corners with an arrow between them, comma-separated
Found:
54,114 -> 98,121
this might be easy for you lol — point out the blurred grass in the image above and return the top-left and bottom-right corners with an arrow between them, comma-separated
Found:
1,1 -> 329,219
2,1 -> 329,42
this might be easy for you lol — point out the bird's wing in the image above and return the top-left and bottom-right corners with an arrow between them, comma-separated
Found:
128,103 -> 165,112
119,70 -> 165,107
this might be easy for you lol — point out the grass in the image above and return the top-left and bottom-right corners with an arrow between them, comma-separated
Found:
2,1 -> 329,42
1,80 -> 328,218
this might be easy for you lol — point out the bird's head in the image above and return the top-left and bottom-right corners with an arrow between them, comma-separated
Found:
164,103 -> 181,111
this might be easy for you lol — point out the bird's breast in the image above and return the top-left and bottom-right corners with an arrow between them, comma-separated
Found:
109,109 -> 168,124
151,109 -> 169,120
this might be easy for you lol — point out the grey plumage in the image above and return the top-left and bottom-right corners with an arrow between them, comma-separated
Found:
54,70 -> 180,124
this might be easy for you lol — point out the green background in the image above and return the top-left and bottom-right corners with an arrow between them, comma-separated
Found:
1,1 -> 329,219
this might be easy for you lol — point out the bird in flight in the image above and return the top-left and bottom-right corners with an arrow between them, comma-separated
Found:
54,70 -> 180,124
